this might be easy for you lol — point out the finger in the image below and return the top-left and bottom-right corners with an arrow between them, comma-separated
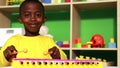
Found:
11,50 -> 18,55
52,55 -> 60,59
44,51 -> 53,55
9,54 -> 17,62
10,46 -> 17,54
49,51 -> 53,54
53,48 -> 59,55
10,45 -> 17,51
48,46 -> 57,52
6,46 -> 14,52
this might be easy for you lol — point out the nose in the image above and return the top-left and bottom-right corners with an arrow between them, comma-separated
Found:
31,14 -> 36,21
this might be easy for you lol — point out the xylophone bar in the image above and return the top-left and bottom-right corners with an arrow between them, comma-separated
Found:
12,58 -> 103,68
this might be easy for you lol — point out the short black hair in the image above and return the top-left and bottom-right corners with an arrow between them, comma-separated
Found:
19,0 -> 45,16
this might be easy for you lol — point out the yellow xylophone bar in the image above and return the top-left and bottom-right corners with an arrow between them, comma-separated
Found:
12,58 -> 103,68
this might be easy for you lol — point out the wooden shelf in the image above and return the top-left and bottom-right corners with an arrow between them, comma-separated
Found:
61,48 -> 70,50
0,0 -> 117,12
44,3 -> 70,11
72,48 -> 117,50
73,0 -> 117,10
0,3 -> 70,12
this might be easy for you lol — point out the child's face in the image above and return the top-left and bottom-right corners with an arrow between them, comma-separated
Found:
18,2 -> 46,36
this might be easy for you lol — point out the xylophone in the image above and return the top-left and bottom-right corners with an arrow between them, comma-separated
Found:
12,58 -> 103,68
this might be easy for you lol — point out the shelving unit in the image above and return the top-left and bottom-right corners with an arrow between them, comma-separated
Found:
0,0 -> 119,67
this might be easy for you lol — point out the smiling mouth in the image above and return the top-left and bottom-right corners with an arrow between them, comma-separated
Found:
30,24 -> 36,27
29,23 -> 37,27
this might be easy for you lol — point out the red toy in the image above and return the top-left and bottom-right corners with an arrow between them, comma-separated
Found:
90,34 -> 105,48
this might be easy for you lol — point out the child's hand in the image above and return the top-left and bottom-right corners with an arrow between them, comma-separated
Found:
48,46 -> 61,59
3,45 -> 17,62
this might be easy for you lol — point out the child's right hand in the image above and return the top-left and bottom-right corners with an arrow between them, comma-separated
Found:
3,45 -> 17,62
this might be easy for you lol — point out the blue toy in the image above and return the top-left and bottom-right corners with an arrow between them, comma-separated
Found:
56,41 -> 63,47
108,38 -> 116,48
42,0 -> 51,3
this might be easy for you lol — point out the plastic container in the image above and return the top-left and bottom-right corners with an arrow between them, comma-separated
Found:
42,0 -> 51,3
52,0 -> 61,4
65,0 -> 70,2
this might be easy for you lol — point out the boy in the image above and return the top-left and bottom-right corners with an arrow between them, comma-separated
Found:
0,0 -> 67,67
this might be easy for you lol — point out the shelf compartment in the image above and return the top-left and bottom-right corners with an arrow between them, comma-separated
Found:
0,3 -> 70,12
72,8 -> 117,48
72,50 -> 117,66
72,48 -> 117,50
73,0 -> 117,10
63,50 -> 70,59
73,0 -> 117,2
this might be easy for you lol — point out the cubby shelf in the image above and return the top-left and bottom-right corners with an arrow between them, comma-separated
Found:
72,48 -> 117,50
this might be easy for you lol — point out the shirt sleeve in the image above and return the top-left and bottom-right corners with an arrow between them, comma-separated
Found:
0,36 -> 18,67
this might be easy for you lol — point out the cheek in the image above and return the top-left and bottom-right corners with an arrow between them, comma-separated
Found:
37,18 -> 43,22
20,17 -> 29,24
23,18 -> 29,23
37,18 -> 45,24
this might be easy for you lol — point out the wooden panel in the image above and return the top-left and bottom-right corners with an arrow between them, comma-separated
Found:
73,0 -> 117,10
0,3 -> 70,12
0,11 -> 11,28
117,0 -> 120,66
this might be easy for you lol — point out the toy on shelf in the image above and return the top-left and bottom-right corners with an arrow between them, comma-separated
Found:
76,55 -> 110,66
81,44 -> 88,48
52,0 -> 61,4
56,41 -> 63,47
90,34 -> 105,48
61,41 -> 70,48
73,38 -> 82,48
39,25 -> 53,38
42,0 -> 51,3
86,42 -> 92,48
108,38 -> 116,48
76,55 -> 102,61
12,58 -> 103,68
81,42 -> 92,48
6,0 -> 24,6
56,41 -> 70,48
65,0 -> 70,2
87,0 -> 104,1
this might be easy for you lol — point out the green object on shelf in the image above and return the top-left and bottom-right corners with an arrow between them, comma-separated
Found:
88,45 -> 91,48
80,0 -> 86,1
74,43 -> 82,48
75,0 -> 86,2
61,0 -> 64,2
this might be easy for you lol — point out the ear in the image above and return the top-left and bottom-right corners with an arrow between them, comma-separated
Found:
18,16 -> 23,24
43,16 -> 47,24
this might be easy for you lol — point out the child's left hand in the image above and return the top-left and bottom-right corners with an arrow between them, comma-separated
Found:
48,46 -> 61,59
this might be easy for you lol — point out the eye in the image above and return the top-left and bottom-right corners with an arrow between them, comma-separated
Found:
35,13 -> 41,17
24,13 -> 30,18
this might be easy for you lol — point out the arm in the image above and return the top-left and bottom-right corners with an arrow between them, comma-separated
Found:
0,49 -> 10,67
0,36 -> 18,67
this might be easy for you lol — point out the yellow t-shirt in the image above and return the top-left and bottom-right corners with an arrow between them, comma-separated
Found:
0,34 -> 67,67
